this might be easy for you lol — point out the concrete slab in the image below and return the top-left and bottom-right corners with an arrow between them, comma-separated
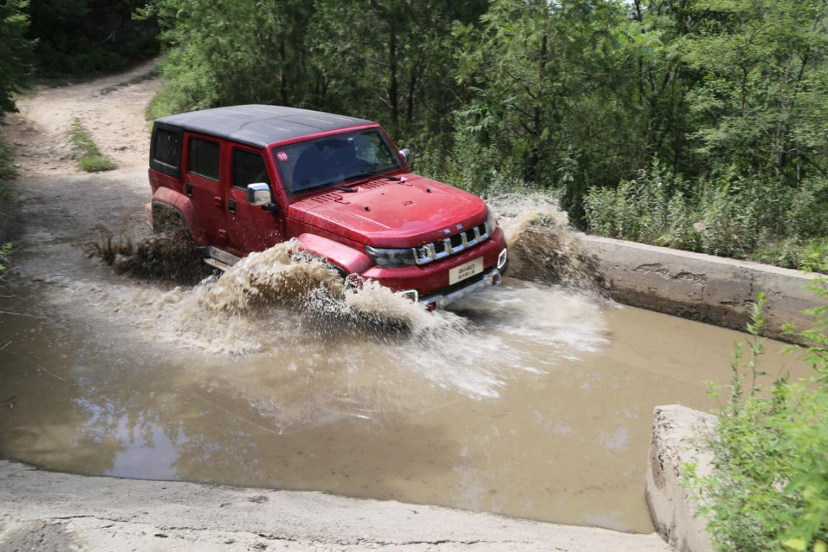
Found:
0,459 -> 672,552
646,405 -> 715,552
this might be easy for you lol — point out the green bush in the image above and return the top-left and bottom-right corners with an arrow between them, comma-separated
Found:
0,135 -> 15,200
584,159 -> 828,272
685,291 -> 828,552
584,158 -> 699,250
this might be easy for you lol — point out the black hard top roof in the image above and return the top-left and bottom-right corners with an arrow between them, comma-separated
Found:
154,105 -> 375,148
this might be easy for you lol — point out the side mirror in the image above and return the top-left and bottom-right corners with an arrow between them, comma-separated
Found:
247,183 -> 271,206
399,148 -> 411,162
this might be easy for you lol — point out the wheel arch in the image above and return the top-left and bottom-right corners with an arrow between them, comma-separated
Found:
295,233 -> 373,276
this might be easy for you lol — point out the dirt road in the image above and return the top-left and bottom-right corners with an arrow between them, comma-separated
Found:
6,60 -> 158,176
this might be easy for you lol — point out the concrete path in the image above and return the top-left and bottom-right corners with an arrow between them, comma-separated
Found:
0,460 -> 671,552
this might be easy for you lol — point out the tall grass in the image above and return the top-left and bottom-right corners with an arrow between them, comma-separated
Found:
584,160 -> 828,272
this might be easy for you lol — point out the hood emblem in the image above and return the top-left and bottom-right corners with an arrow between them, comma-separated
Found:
443,228 -> 451,234
456,224 -> 463,230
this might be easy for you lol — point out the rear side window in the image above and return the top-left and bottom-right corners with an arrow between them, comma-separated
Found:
189,137 -> 220,180
152,128 -> 180,171
233,149 -> 270,190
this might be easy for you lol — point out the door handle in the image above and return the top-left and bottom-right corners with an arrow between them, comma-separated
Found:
185,181 -> 193,197
213,196 -> 222,207
228,198 -> 236,214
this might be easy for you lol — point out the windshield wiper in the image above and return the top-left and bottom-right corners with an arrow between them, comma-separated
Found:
329,184 -> 357,193
345,170 -> 402,182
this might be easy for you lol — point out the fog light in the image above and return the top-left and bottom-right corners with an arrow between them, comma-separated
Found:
426,301 -> 437,311
497,248 -> 508,270
399,289 -> 419,302
492,273 -> 501,286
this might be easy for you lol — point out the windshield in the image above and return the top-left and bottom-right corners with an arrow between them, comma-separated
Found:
273,129 -> 403,196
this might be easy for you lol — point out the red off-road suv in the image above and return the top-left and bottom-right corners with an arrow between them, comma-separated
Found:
146,105 -> 508,309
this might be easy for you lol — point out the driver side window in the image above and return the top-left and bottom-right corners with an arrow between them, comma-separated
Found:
233,148 -> 270,190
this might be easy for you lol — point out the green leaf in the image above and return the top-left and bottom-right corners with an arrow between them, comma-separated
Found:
782,539 -> 807,551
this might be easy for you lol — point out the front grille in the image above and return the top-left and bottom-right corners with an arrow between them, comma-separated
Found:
415,222 -> 490,265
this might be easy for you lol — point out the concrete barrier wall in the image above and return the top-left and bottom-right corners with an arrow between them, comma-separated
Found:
580,235 -> 825,341
646,405 -> 715,552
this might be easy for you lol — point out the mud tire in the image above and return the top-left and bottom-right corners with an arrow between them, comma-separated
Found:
122,209 -> 213,284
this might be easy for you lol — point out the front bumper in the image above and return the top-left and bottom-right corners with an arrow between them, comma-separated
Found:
360,227 -> 507,294
419,266 -> 503,309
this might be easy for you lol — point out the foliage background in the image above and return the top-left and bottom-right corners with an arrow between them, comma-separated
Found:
2,0 -> 828,268
28,0 -> 158,78
136,0 -> 828,270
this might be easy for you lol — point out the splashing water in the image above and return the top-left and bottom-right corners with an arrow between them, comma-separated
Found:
64,191 -> 612,428
485,191 -> 609,293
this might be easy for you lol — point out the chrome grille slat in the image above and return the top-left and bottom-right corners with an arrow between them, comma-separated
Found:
414,223 -> 491,266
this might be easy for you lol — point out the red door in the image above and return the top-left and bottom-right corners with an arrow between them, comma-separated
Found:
183,133 -> 227,247
224,145 -> 284,255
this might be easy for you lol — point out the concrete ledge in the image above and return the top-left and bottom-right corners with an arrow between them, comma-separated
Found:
581,235 -> 824,341
646,405 -> 715,552
0,459 -> 671,552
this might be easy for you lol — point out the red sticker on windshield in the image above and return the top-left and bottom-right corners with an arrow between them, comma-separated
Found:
277,151 -> 288,161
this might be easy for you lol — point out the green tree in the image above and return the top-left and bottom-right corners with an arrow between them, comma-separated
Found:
686,292 -> 828,552
454,0 -> 653,216
145,0 -> 318,116
684,0 -> 828,181
0,0 -> 33,114
308,0 -> 484,140
27,0 -> 158,77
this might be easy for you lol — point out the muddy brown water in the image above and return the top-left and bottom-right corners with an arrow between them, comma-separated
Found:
0,172 -> 811,534
0,267 -> 807,533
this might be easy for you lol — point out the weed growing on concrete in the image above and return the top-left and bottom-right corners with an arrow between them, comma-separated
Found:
68,119 -> 117,172
685,292 -> 828,552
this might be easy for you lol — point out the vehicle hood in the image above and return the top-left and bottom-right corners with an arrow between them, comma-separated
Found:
288,174 -> 488,248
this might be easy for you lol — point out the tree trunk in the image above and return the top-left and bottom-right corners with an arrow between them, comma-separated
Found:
528,20 -> 548,182
405,64 -> 418,133
279,36 -> 288,106
388,27 -> 399,133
